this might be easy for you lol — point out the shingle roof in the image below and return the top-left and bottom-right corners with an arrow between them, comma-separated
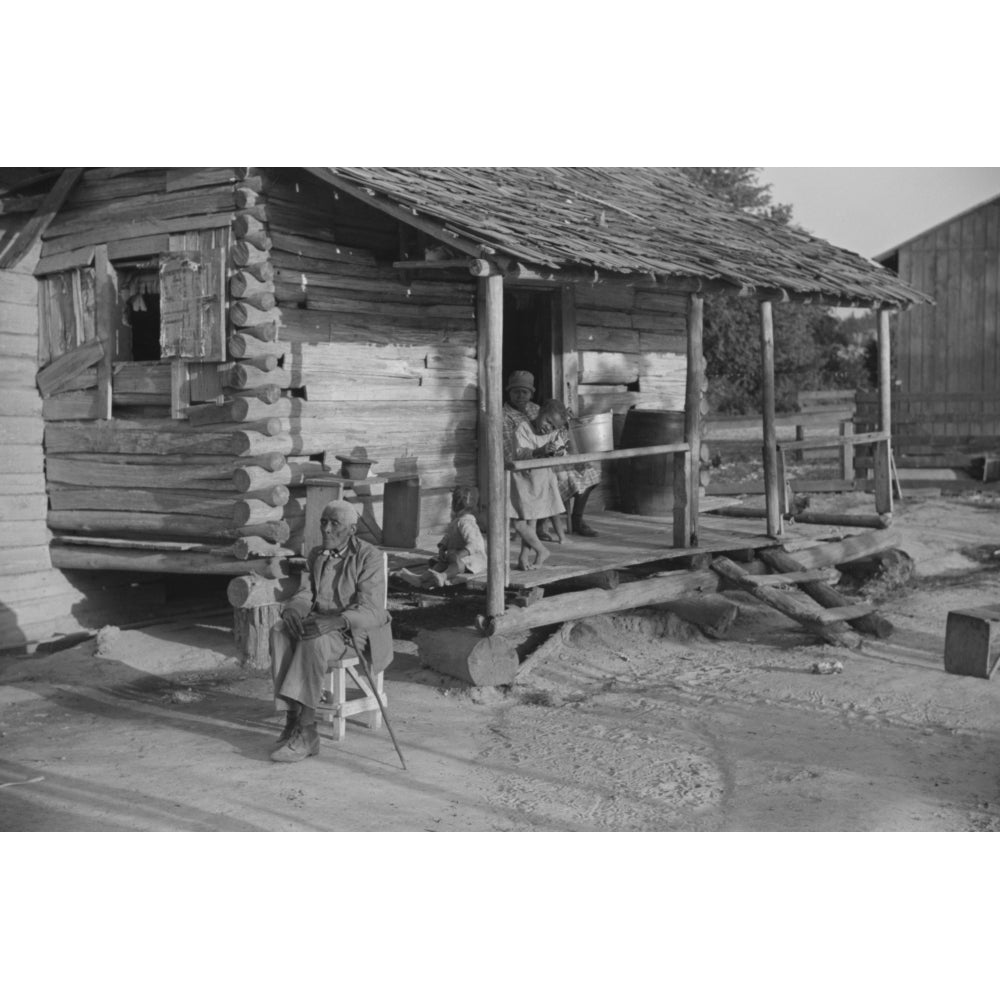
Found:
317,167 -> 930,308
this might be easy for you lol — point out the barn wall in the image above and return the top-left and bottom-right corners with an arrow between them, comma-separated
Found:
262,169 -> 479,545
894,200 -> 1000,445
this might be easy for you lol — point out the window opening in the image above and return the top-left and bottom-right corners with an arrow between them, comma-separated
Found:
118,263 -> 161,361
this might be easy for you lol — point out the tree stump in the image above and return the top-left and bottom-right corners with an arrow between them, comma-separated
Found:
233,603 -> 281,673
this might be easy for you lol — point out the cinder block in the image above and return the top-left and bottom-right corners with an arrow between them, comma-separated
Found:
944,606 -> 1000,679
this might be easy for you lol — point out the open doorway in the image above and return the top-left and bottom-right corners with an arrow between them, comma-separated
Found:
503,288 -> 555,401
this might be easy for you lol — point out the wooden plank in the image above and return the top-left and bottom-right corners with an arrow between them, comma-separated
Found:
165,168 -> 237,193
47,487 -> 235,518
0,168 -> 84,268
0,354 -> 37,386
42,391 -> 102,420
0,417 -> 43,446
0,521 -> 50,549
35,339 -> 104,397
0,493 -> 48,520
0,272 -> 38,306
41,212 -> 234,258
0,445 -> 45,475
159,247 -> 227,361
711,556 -> 861,648
33,246 -> 95,276
0,303 -> 37,336
93,245 -> 114,418
0,388 -> 42,417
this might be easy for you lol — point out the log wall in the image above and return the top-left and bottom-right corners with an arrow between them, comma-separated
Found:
33,168 -> 289,549
260,168 -> 479,546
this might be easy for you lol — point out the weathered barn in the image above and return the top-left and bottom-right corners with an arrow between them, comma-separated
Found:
0,167 -> 928,656
876,193 -> 1000,455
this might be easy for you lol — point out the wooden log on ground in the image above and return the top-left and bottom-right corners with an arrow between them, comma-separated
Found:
661,595 -> 739,638
785,528 -> 903,570
710,556 -> 862,649
416,627 -> 520,686
706,505 -> 773,519
488,568 -> 719,636
758,548 -> 893,638
233,604 -> 282,672
791,511 -> 892,529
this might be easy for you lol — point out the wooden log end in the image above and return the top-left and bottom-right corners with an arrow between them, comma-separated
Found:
416,627 -> 519,686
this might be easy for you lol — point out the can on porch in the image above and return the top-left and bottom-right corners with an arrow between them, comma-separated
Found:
616,408 -> 686,517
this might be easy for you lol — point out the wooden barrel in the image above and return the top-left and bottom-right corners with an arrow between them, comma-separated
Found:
617,409 -> 686,517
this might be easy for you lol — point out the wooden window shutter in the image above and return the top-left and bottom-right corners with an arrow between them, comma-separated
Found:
159,247 -> 226,361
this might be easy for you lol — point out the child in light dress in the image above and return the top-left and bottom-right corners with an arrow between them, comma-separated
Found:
507,400 -> 566,570
395,485 -> 487,589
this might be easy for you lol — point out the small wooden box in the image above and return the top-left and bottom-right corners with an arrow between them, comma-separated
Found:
944,606 -> 1000,679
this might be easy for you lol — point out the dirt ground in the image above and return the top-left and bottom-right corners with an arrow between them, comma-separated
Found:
3,487 -> 1000,832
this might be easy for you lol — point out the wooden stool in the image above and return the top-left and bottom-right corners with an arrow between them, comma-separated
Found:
317,656 -> 386,741
944,605 -> 1000,679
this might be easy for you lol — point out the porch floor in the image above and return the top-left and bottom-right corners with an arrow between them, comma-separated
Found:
460,509 -> 835,593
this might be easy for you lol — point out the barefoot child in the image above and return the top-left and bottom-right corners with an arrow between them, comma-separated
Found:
395,485 -> 487,589
507,400 -> 566,570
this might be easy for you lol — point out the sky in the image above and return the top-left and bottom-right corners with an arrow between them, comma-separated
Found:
759,168 -> 1000,261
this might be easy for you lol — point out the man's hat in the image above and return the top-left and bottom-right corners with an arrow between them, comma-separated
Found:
506,370 -> 535,391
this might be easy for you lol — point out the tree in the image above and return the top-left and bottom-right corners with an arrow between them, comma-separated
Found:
679,168 -> 845,414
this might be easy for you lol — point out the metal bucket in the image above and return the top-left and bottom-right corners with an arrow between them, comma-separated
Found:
569,410 -> 614,453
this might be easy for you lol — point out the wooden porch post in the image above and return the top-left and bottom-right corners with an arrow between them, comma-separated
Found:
478,273 -> 507,620
874,306 -> 894,515
684,293 -> 704,546
759,299 -> 782,537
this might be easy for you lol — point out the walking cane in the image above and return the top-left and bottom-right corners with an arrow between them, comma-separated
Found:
347,632 -> 407,770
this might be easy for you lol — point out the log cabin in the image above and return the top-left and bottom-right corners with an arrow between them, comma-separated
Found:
0,167 -> 930,658
876,193 -> 1000,461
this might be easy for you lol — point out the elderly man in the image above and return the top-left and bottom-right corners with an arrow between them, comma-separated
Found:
269,499 -> 393,763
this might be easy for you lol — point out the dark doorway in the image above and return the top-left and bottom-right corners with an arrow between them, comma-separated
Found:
503,288 -> 554,401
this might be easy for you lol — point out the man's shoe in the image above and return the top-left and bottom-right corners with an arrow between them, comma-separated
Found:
572,520 -> 598,537
270,723 -> 320,763
274,711 -> 301,747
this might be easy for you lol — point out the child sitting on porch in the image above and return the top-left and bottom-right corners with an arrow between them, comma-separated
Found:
394,485 -> 487,589
508,399 -> 566,570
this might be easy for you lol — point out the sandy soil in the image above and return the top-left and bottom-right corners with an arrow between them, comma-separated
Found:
3,489 -> 1000,832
